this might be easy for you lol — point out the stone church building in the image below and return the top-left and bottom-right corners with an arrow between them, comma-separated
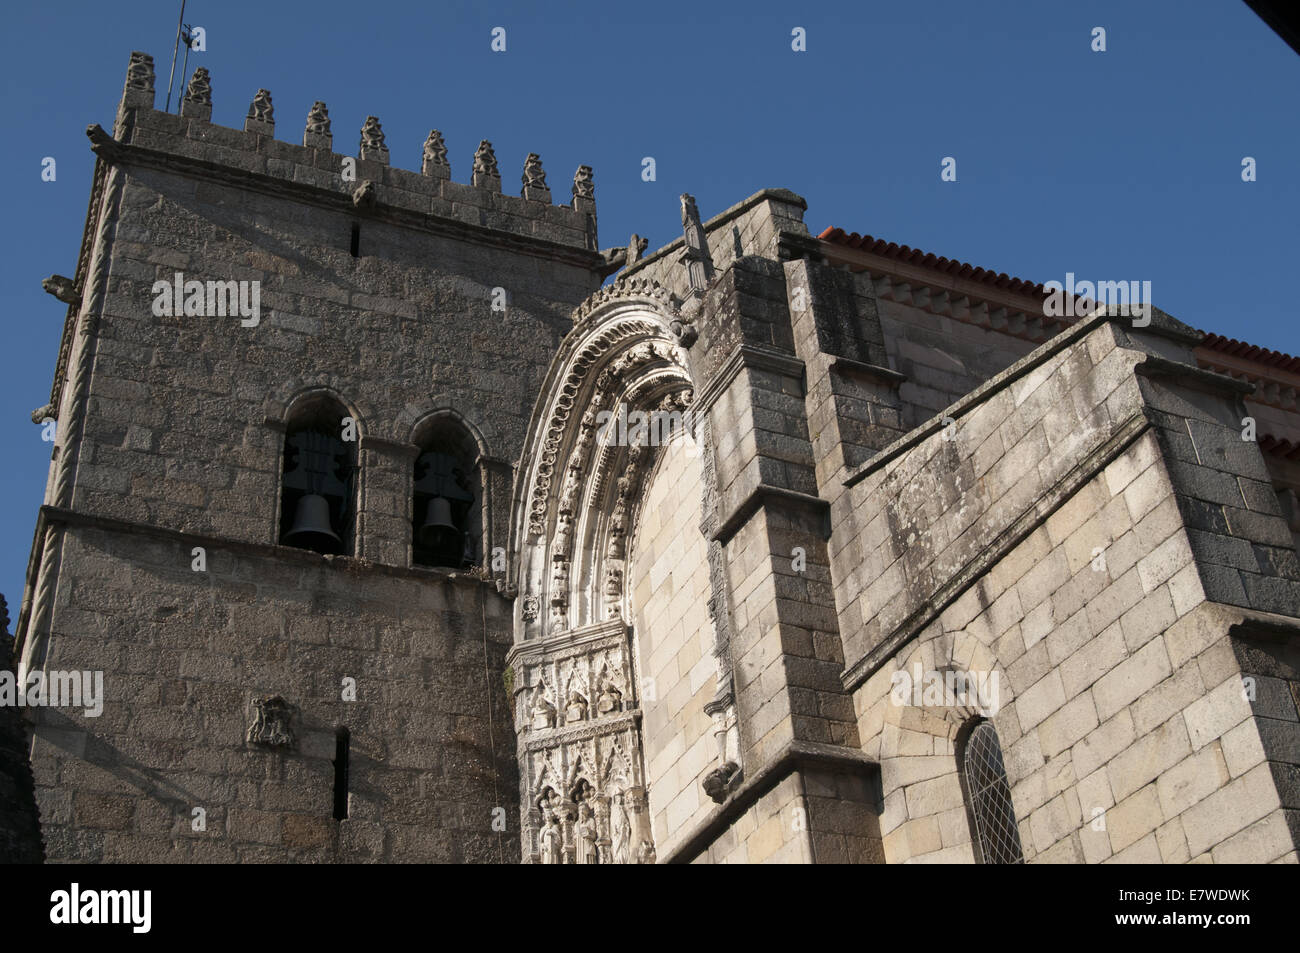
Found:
4,51 -> 1299,863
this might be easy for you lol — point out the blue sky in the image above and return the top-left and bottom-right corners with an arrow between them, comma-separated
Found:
0,0 -> 1296,611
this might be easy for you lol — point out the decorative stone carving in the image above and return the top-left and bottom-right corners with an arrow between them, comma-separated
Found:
596,674 -> 623,715
125,51 -> 155,91
572,165 -> 595,200
515,624 -> 654,863
248,89 -> 274,122
565,691 -> 588,724
31,404 -> 56,425
575,801 -> 598,864
306,101 -> 331,134
42,275 -> 80,308
352,180 -> 378,209
181,67 -> 212,120
303,101 -> 332,149
246,696 -> 294,748
521,153 -> 551,202
243,89 -> 274,136
597,234 -> 649,279
521,594 -> 540,622
539,808 -> 562,864
359,116 -> 389,164
422,130 -> 449,178
473,140 -> 501,191
530,682 -> 556,730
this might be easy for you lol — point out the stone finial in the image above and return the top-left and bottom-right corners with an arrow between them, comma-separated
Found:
422,130 -> 449,178
521,153 -> 551,202
125,51 -> 155,91
572,165 -> 596,215
473,140 -> 501,191
180,67 -> 212,120
122,51 -> 156,109
0,594 -> 9,637
42,275 -> 80,307
303,101 -> 332,149
359,116 -> 389,165
572,165 -> 595,199
245,89 -> 274,135
679,193 -> 714,295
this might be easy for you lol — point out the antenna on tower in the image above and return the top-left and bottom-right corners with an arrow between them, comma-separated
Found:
163,0 -> 188,113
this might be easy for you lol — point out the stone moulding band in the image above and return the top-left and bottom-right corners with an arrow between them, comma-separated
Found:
34,505 -> 502,588
659,738 -> 878,865
692,342 -> 806,417
840,411 -> 1152,693
711,484 -> 831,548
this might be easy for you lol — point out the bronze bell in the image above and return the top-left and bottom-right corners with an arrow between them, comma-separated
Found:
418,496 -> 460,549
284,493 -> 341,551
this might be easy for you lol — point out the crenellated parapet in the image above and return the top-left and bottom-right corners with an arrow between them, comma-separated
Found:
106,51 -> 599,252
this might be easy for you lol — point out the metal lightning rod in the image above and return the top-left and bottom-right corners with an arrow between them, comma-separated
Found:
163,0 -> 188,113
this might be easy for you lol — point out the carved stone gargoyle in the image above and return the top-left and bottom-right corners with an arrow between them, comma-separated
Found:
702,760 -> 740,803
31,404 -> 56,425
352,180 -> 378,209
597,234 -> 648,280
42,275 -> 80,308
247,696 -> 295,748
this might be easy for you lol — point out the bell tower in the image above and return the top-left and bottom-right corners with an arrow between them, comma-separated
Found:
14,49 -> 606,862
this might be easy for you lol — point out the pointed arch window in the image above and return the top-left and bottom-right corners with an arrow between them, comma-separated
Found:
278,395 -> 357,556
957,718 -> 1024,864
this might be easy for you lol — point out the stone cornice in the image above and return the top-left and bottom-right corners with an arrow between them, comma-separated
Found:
660,738 -> 877,864
713,484 -> 830,547
694,343 -> 805,416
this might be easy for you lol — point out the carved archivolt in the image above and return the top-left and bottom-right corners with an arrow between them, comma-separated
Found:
511,298 -> 695,640
507,292 -> 701,863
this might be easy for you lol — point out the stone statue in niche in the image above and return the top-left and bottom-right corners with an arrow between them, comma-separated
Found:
575,802 -> 598,864
540,809 -> 562,865
530,683 -> 556,730
565,690 -> 588,723
610,793 -> 631,864
550,601 -> 568,630
596,676 -> 622,715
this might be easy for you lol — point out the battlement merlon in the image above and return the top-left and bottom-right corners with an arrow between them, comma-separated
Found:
111,51 -> 600,256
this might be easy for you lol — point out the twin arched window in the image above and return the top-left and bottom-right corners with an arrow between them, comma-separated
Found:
276,397 -> 481,569
957,718 -> 1024,864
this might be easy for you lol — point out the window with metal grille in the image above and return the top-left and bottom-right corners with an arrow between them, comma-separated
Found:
957,719 -> 1024,864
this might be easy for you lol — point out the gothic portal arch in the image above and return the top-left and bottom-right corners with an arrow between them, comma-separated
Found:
506,280 -> 736,864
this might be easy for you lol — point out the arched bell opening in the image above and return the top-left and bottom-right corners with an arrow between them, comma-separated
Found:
411,414 -> 482,569
279,393 -> 358,556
